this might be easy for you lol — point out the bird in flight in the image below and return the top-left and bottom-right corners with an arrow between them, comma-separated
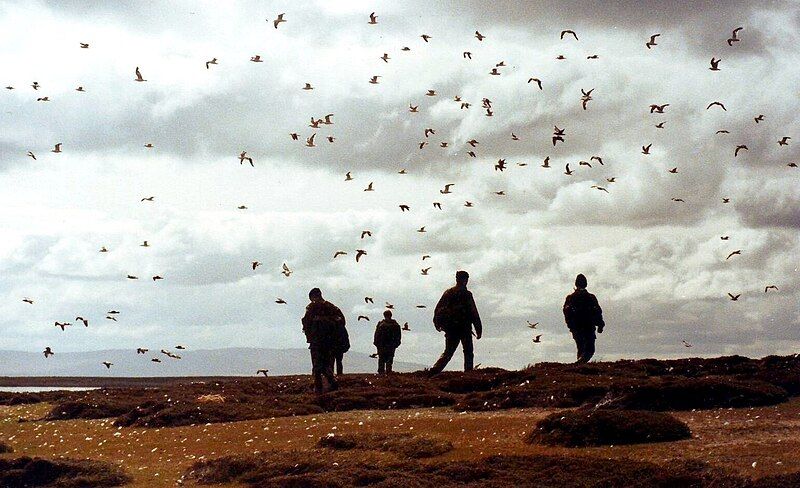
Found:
765,285 -> 778,293
281,263 -> 292,277
402,323 -> 411,331
728,293 -> 741,301
333,251 -> 347,259
642,144 -> 652,155
646,33 -> 660,49
135,67 -> 146,82
528,77 -> 543,90
369,75 -> 380,84
22,297 -> 34,304
754,114 -> 764,123
421,267 -> 431,275
55,321 -> 71,331
137,348 -> 149,354
205,57 -> 218,69
421,34 -> 432,42
51,143 -> 62,153
778,136 -> 791,146
250,55 -> 262,62
380,53 -> 389,63
735,145 -> 748,157
80,42 -> 89,49
649,104 -> 669,113
475,31 -> 485,41
727,27 -> 743,46
239,151 -> 254,166
706,101 -> 726,111
726,250 -> 742,260
440,184 -> 454,194
305,133 -> 316,147
364,182 -> 374,192
256,369 -> 269,377
560,30 -> 578,40
564,164 -> 573,176
43,347 -> 54,358
272,13 -> 286,29
399,204 -> 410,212
361,230 -> 372,239
275,298 -> 287,304
527,321 -> 538,329
358,315 -> 370,322
252,261 -> 261,270
76,317 -> 88,327
709,57 -> 721,71
356,249 -> 367,262
682,340 -> 693,348
532,335 -> 542,343
26,151 -> 36,160
102,362 -> 113,369
141,196 -> 154,202
368,12 -> 378,24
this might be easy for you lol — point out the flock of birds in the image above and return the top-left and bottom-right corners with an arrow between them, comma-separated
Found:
8,11 -> 794,371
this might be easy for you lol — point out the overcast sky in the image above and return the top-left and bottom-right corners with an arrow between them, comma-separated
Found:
0,0 -> 798,371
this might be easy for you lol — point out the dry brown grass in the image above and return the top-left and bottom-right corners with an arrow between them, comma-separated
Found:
318,432 -> 453,458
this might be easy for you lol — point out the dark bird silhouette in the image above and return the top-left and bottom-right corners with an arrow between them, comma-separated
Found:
43,347 -> 54,358
358,315 -> 370,322
649,104 -> 669,113
735,145 -> 748,157
778,136 -> 791,146
399,204 -> 410,212
564,163 -> 573,176
726,250 -> 742,260
709,57 -> 721,71
421,34 -> 432,42
365,297 -> 374,304
22,297 -> 34,304
754,114 -> 764,123
728,293 -> 741,301
475,31 -> 485,41
765,285 -> 778,293
135,67 -> 146,82
368,12 -> 378,24
402,322 -> 411,331
272,13 -> 286,29
137,348 -> 149,354
646,33 -> 660,49
76,317 -> 88,327
528,78 -> 542,90
256,369 -> 269,377
560,30 -> 578,40
356,250 -> 367,262
532,334 -> 542,343
102,361 -> 113,369
642,144 -> 652,155
252,261 -> 261,270
205,57 -> 218,69
706,101 -> 726,111
54,322 -> 71,331
727,27 -> 743,46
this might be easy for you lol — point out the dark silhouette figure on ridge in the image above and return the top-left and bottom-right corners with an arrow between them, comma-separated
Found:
373,309 -> 402,374
429,270 -> 482,374
563,274 -> 605,363
301,288 -> 345,393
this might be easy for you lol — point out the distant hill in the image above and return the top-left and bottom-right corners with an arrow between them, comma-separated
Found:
0,348 -> 425,378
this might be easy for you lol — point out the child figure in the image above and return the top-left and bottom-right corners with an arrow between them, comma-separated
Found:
373,310 -> 402,374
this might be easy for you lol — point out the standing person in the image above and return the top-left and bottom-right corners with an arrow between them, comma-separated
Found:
331,314 -> 350,376
563,273 -> 605,363
301,288 -> 344,393
429,270 -> 482,374
373,310 -> 402,374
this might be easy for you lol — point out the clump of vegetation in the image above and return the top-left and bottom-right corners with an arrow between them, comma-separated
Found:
0,439 -> 12,453
526,409 -> 692,447
0,456 -> 130,487
318,432 -> 453,458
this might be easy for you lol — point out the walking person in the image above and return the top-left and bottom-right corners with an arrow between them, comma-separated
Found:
373,310 -> 402,374
429,270 -> 482,374
331,314 -> 350,375
563,273 -> 605,363
301,288 -> 345,393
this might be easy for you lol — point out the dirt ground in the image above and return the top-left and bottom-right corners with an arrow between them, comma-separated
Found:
2,396 -> 799,487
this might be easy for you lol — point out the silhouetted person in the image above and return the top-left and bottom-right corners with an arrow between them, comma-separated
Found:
563,274 -> 605,363
301,288 -> 344,393
331,313 -> 350,375
430,270 -> 482,374
374,310 -> 402,374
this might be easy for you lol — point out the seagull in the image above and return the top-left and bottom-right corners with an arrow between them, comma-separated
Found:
727,27 -> 743,46
356,250 -> 367,262
527,321 -> 539,329
560,30 -> 578,40
726,250 -> 741,260
532,335 -> 542,343
137,348 -> 149,354
26,151 -> 36,160
365,297 -> 374,304
671,198 -> 685,202
402,323 -> 411,331
126,275 -> 138,280
709,57 -> 721,71
528,78 -> 542,90
43,347 -> 54,358
778,136 -> 791,146
754,114 -> 764,123
369,353 -> 379,359
721,236 -> 730,240
668,167 -> 678,173
237,205 -> 247,210
344,172 -> 353,181
76,317 -> 88,327
275,298 -> 286,304
51,143 -> 62,153
409,104 -> 418,113
205,57 -> 218,69
682,340 -> 693,348
606,177 -> 616,183
722,198 -> 730,204
494,191 -> 506,196
380,53 -> 389,63
141,196 -> 154,202
55,322 -> 71,331
728,293 -> 741,301
364,182 -> 374,191
80,42 -> 89,49
368,12 -> 378,24
31,81 -> 40,90
306,133 -> 316,147
141,241 -> 149,247
463,51 -> 472,59
706,101 -> 726,111
788,162 -> 798,168
369,75 -> 380,84
425,89 -> 436,96
106,315 -> 117,321
22,297 -> 34,304
238,151 -> 254,166
252,261 -> 261,270
475,31 -> 485,41
591,185 -> 609,193
590,156 -> 604,165
36,96 -> 50,102
421,34 -> 432,42
272,13 -> 286,29
361,230 -> 372,239
421,267 -> 431,275
399,204 -> 410,212
256,369 -> 269,377
542,157 -> 551,168
333,251 -> 347,259
489,68 -> 501,76
655,121 -> 666,129
464,201 -> 474,207
135,67 -> 146,82
649,104 -> 669,113
281,263 -> 292,277
564,163 -> 573,175
417,226 -> 426,233
102,362 -> 113,369
765,285 -> 778,293
250,55 -> 263,62
642,144 -> 652,155
646,34 -> 660,49
108,310 -> 120,315
422,255 -> 431,260
424,128 -> 435,138
152,275 -> 163,281
358,315 -> 370,322
735,145 -> 748,157
290,133 -> 299,140
440,184 -> 454,194
151,358 -> 161,363
303,83 -> 314,90
495,159 -> 506,171
433,202 -> 442,209
76,86 -> 85,92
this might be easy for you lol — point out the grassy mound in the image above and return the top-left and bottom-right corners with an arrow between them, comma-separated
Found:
0,456 -> 130,487
601,377 -> 788,411
527,409 -> 691,447
44,400 -> 134,421
184,450 -> 745,487
318,432 -> 453,458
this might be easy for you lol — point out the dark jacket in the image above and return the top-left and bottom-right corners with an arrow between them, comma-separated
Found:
433,285 -> 482,336
374,319 -> 402,350
302,300 -> 346,350
563,288 -> 604,332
